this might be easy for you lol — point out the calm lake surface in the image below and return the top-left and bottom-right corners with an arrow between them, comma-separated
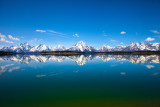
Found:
0,54 -> 160,107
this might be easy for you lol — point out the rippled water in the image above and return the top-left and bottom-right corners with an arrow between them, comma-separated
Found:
0,54 -> 160,107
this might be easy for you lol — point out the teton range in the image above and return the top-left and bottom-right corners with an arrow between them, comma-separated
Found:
1,41 -> 160,53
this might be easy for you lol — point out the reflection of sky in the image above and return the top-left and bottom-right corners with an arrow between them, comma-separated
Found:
0,63 -> 21,75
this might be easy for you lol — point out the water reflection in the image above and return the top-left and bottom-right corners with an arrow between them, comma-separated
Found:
0,54 -> 160,65
1,55 -> 160,107
145,65 -> 155,69
0,64 -> 21,75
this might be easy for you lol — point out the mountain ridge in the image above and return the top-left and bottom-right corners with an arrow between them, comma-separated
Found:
1,41 -> 160,53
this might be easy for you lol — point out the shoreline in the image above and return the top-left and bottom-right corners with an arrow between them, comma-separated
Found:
39,51 -> 160,55
1,51 -> 160,56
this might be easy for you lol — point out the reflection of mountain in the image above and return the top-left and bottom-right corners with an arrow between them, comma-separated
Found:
0,54 -> 160,65
68,55 -> 97,65
99,55 -> 160,64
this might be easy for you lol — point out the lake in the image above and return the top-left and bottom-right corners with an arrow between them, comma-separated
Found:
0,54 -> 160,107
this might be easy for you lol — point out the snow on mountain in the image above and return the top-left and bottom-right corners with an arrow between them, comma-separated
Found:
99,45 -> 113,52
0,46 -> 3,50
124,42 -> 145,51
99,45 -> 127,52
113,46 -> 127,51
1,43 -> 31,53
68,41 -> 96,52
145,43 -> 160,51
52,45 -> 66,51
99,42 -> 160,52
30,44 -> 50,52
0,42 -> 160,53
125,42 -> 160,51
1,43 -> 50,53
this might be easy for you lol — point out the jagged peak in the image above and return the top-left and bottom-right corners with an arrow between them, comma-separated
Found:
77,41 -> 85,44
19,42 -> 29,46
56,45 -> 65,48
37,44 -> 46,46
101,45 -> 113,48
129,42 -> 139,45
1,42 -> 160,53
75,41 -> 87,46
54,45 -> 66,51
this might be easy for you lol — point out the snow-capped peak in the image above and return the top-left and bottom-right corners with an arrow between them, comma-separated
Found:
19,43 -> 29,46
68,41 -> 95,52
125,42 -> 157,51
0,41 -> 160,53
18,43 -> 31,51
53,45 -> 66,51
1,43 -> 31,53
0,46 -> 4,50
100,45 -> 113,52
75,41 -> 87,47
30,44 -> 49,52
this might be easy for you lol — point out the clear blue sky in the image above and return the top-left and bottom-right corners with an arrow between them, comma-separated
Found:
0,0 -> 160,48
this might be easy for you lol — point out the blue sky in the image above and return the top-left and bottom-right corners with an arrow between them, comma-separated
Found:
0,0 -> 160,48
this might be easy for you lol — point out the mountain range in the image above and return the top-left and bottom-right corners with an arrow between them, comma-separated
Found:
1,41 -> 160,53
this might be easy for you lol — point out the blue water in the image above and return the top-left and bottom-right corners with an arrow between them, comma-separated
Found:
0,54 -> 160,107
